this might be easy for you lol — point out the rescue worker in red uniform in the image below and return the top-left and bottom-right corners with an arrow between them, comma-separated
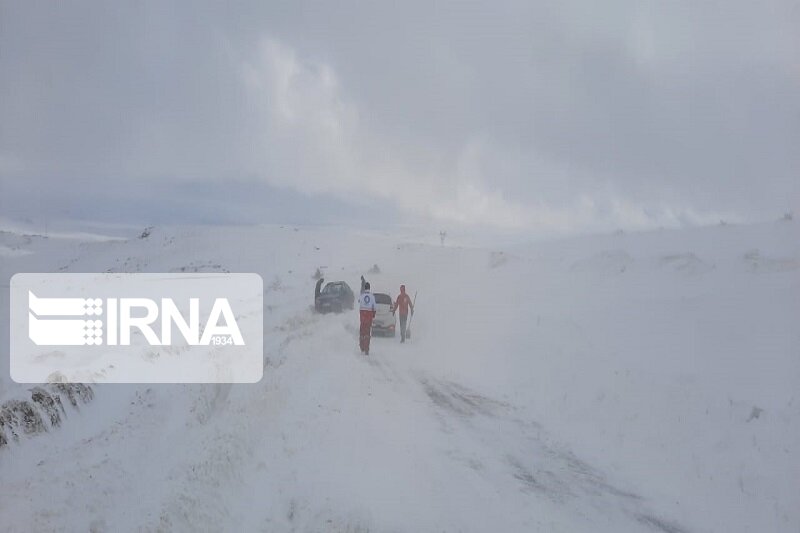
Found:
393,284 -> 414,343
359,282 -> 376,354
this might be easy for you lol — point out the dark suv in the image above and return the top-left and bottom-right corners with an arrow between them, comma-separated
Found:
315,281 -> 355,313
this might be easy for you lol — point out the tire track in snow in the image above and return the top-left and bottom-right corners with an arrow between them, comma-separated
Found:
418,376 -> 689,533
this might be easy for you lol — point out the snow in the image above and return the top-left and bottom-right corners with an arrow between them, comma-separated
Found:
0,221 -> 798,531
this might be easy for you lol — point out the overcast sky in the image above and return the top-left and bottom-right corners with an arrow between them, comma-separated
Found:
1,1 -> 797,235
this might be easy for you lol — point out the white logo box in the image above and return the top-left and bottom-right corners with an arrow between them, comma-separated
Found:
10,273 -> 263,384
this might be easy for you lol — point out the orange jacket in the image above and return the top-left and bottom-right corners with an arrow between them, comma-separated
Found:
394,292 -> 414,316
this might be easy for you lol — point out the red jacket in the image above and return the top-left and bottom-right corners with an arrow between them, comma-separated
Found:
394,292 -> 413,316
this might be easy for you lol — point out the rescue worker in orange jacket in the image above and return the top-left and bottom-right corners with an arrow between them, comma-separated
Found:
393,284 -> 414,343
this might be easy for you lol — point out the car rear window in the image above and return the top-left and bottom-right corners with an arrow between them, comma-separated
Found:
374,293 -> 392,304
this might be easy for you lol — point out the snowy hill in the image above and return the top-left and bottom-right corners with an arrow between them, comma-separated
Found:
0,221 -> 798,532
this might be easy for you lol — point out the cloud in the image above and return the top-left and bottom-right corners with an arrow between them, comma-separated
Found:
0,1 -> 797,234
238,38 -> 542,229
238,37 -> 743,233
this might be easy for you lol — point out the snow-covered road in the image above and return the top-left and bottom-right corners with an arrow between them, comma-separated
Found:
1,308 -> 686,532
